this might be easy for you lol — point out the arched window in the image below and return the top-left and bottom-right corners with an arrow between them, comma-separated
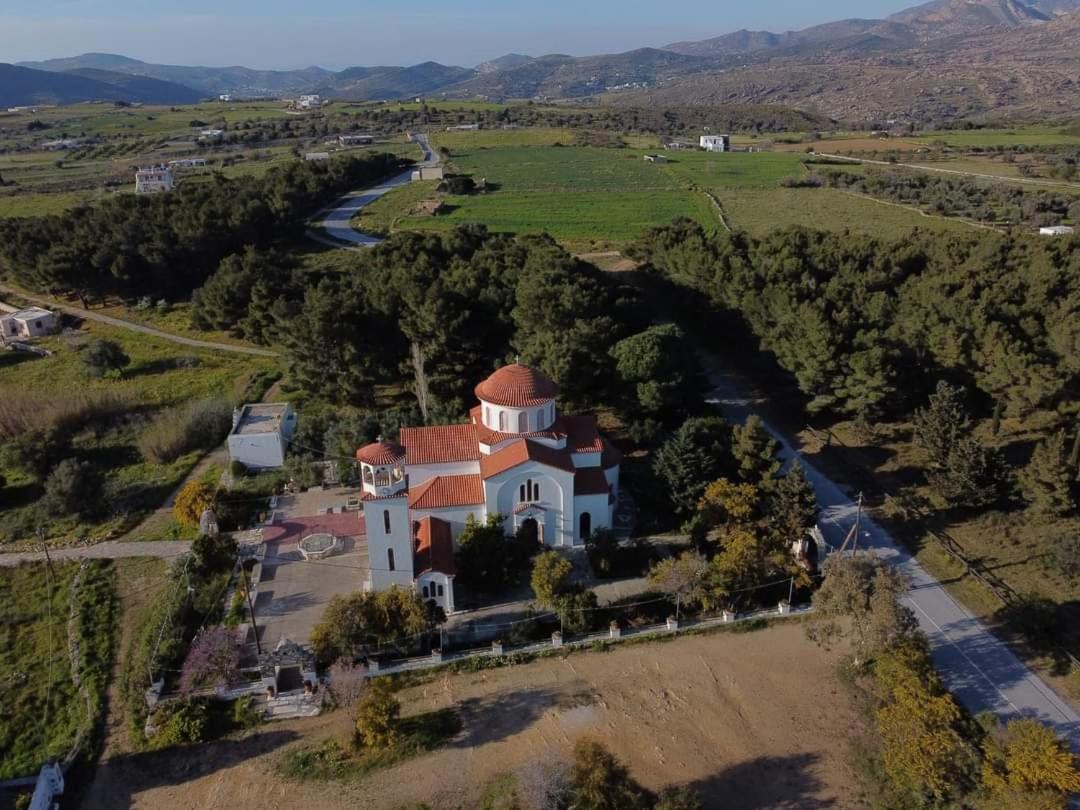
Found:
437,584 -> 444,597
534,482 -> 541,501
518,410 -> 528,432
387,548 -> 395,571
422,584 -> 430,599
519,483 -> 526,502
383,509 -> 391,535
484,406 -> 491,426
499,410 -> 508,432
362,466 -> 374,484
579,512 -> 591,540
526,479 -> 533,501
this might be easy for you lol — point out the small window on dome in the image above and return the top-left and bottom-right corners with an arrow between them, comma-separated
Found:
518,411 -> 528,433
484,406 -> 491,426
499,410 -> 508,432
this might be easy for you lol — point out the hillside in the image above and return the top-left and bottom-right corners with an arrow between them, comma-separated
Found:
315,62 -> 475,100
623,11 -> 1080,123
0,63 -> 203,107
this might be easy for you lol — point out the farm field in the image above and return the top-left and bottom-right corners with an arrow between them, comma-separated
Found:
429,127 -> 577,151
0,190 -> 97,216
912,126 -> 1080,148
714,187 -> 985,238
81,621 -> 866,810
0,319 -> 278,545
0,560 -> 117,780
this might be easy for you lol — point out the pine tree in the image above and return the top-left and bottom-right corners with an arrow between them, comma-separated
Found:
771,461 -> 819,543
930,436 -> 1005,509
1018,431 -> 1077,517
731,415 -> 781,488
652,416 -> 730,518
912,381 -> 971,469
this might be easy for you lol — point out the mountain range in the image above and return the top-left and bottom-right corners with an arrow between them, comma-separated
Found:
7,0 -> 1080,123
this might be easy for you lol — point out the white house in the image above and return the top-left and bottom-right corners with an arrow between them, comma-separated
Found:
411,166 -> 445,181
1039,225 -> 1075,236
134,166 -> 173,194
167,158 -> 207,169
700,134 -> 731,152
339,134 -> 374,146
298,94 -> 322,110
227,403 -> 297,470
219,94 -> 233,102
0,307 -> 58,340
356,364 -> 621,615
200,129 -> 225,140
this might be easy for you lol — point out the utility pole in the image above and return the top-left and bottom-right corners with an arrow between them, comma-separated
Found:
852,492 -> 863,554
241,562 -> 262,656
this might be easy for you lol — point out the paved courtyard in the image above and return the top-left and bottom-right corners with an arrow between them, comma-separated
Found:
250,512 -> 369,650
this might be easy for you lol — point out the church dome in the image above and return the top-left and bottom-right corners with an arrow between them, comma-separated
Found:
356,440 -> 405,465
475,364 -> 558,407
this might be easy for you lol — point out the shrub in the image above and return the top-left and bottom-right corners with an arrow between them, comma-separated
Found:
0,428 -> 70,481
150,697 -> 211,748
354,679 -> 400,749
179,625 -> 241,694
230,695 -> 264,729
0,391 -> 132,442
138,398 -> 232,464
229,459 -> 247,478
81,338 -> 130,378
174,481 -> 215,527
41,458 -> 104,517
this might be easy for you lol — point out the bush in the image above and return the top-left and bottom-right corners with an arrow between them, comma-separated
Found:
355,680 -> 400,749
41,458 -> 104,517
0,391 -> 132,442
0,428 -> 70,481
229,459 -> 247,478
138,398 -> 232,464
81,338 -> 130,378
174,481 -> 215,527
150,697 -> 211,748
230,695 -> 264,729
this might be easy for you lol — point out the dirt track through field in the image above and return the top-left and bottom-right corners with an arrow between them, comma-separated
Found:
84,623 -> 864,809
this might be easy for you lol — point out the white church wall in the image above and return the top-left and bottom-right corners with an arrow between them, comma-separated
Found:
409,506 -> 484,540
573,492 -> 612,542
488,467 -> 575,547
571,451 -> 601,469
363,497 -> 415,591
479,399 -> 556,434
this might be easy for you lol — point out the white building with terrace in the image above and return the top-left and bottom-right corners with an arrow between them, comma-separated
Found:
355,364 -> 621,615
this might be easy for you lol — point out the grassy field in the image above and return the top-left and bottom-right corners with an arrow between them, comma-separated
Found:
913,126 -> 1080,148
0,320 -> 279,544
714,187 -> 985,238
0,190 -> 97,216
0,560 -> 118,779
430,127 -> 577,151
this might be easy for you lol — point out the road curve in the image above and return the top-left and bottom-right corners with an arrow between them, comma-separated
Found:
700,354 -> 1080,753
316,133 -> 439,247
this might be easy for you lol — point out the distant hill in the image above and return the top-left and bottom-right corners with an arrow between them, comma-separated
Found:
19,53 -> 334,97
0,63 -> 203,107
315,62 -> 475,100
477,54 -> 535,73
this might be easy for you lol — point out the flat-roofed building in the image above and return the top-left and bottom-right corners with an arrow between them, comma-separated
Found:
227,403 -> 297,470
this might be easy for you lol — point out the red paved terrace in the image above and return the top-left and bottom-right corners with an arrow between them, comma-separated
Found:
261,512 -> 367,545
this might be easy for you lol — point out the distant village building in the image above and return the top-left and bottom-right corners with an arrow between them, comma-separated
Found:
1039,225 -> 1074,236
411,166 -> 445,181
167,158 -> 207,169
297,94 -> 323,110
40,138 -> 83,150
643,154 -> 669,163
445,123 -> 481,131
200,129 -> 225,141
304,152 -> 331,162
218,93 -> 233,102
355,364 -> 621,615
0,307 -> 58,340
134,166 -> 174,194
700,134 -> 731,153
227,403 -> 297,470
339,134 -> 374,146
664,140 -> 694,150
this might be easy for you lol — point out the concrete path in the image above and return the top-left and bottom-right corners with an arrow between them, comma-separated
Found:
0,540 -> 191,567
699,353 -> 1080,752
0,284 -> 279,358
316,133 -> 439,247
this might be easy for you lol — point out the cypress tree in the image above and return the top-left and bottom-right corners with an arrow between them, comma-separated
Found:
1018,431 -> 1077,517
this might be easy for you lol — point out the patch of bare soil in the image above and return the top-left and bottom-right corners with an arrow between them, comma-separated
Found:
82,623 -> 864,809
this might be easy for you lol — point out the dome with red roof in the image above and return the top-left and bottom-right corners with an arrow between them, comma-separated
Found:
356,440 -> 405,466
475,364 -> 559,408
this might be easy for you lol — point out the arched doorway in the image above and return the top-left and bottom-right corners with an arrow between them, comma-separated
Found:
518,517 -> 541,546
579,512 -> 592,541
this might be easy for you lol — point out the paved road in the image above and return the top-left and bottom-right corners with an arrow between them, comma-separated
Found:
0,540 -> 191,567
814,152 -> 1080,191
317,133 -> 438,246
700,354 -> 1080,752
0,284 -> 279,358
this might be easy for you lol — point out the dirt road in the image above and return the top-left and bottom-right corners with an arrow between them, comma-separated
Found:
83,622 -> 864,809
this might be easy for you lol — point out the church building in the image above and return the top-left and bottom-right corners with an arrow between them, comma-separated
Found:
355,364 -> 621,615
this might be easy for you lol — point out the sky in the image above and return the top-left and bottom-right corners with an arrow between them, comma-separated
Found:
2,0 -> 920,69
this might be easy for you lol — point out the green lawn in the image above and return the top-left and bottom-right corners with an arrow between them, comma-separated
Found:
0,190 -> 96,217
431,127 -> 578,151
913,126 -> 1080,148
0,561 -> 117,779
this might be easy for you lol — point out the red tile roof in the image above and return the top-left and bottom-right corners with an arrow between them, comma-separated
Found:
414,517 -> 456,576
356,440 -> 404,465
562,414 -> 604,454
479,439 -> 576,479
475,364 -> 558,407
574,466 -> 611,496
400,423 -> 480,466
408,474 -> 485,510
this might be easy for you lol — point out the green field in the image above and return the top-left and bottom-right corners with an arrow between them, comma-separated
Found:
430,127 -> 577,151
0,560 -> 117,779
0,320 -> 278,544
0,190 -> 96,217
913,126 -> 1080,148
